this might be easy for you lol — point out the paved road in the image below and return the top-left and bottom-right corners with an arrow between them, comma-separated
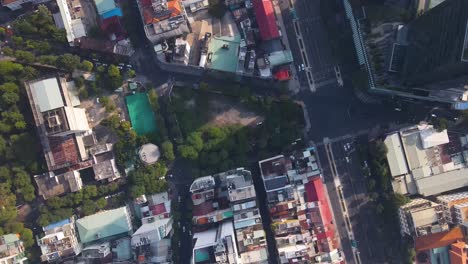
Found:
278,0 -> 339,91
318,134 -> 391,264
298,82 -> 424,142
166,158 -> 193,264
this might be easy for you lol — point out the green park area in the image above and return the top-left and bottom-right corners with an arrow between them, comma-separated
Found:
161,84 -> 305,178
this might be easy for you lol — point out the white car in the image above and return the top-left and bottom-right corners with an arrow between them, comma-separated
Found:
345,157 -> 350,163
183,226 -> 186,232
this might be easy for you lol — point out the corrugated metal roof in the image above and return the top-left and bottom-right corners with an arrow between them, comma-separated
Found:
94,0 -> 116,15
76,207 -> 131,244
384,133 -> 409,177
268,50 -> 293,67
253,0 -> 279,41
30,78 -> 64,112
415,167 -> 468,196
101,7 -> 122,19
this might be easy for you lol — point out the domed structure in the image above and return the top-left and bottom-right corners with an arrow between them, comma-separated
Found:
138,143 -> 160,165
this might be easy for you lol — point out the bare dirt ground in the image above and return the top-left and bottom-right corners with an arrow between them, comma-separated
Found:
16,204 -> 32,223
81,93 -> 127,128
81,92 -> 128,144
208,99 -> 264,127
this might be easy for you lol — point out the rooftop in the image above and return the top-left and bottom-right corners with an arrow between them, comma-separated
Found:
0,234 -> 24,261
437,191 -> 468,202
415,226 -> 463,252
38,218 -> 81,262
384,133 -> 409,177
138,144 -> 160,165
94,0 -> 117,15
190,176 -> 215,193
131,217 -> 172,246
259,155 -> 291,179
76,207 -> 132,244
208,36 -> 241,73
34,170 -> 83,200
253,0 -> 280,41
29,77 -> 65,113
391,124 -> 468,196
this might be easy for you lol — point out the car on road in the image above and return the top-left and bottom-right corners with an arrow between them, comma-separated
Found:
345,156 -> 350,163
182,226 -> 186,232
178,196 -> 181,203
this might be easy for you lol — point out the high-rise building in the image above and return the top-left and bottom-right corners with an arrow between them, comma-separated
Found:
401,0 -> 468,86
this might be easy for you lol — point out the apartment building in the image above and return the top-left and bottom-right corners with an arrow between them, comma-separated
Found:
437,191 -> 468,224
398,198 -> 448,237
132,192 -> 173,263
136,0 -> 189,44
0,234 -> 27,264
259,148 -> 342,264
37,217 -> 82,262
190,168 -> 269,263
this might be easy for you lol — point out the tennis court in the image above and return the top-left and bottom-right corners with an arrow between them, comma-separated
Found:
125,93 -> 157,135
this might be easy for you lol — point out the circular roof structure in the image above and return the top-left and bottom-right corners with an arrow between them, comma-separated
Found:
138,143 -> 160,165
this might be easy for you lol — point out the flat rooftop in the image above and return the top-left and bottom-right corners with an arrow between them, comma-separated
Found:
208,36 -> 241,73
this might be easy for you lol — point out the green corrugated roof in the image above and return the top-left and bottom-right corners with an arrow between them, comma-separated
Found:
3,234 -> 19,244
195,249 -> 210,262
76,207 -> 131,244
268,50 -> 294,67
209,36 -> 241,73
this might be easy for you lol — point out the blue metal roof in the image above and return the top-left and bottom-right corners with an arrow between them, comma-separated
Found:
101,8 -> 122,19
43,218 -> 70,231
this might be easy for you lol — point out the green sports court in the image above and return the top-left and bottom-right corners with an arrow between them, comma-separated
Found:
125,93 -> 157,135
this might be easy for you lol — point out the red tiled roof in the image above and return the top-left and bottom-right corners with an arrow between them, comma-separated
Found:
305,177 -> 338,251
141,0 -> 182,25
100,16 -> 126,40
274,69 -> 290,81
49,136 -> 80,169
305,176 -> 324,203
78,37 -> 114,53
253,0 -> 279,41
149,203 -> 167,216
192,201 -> 214,217
415,227 -> 464,252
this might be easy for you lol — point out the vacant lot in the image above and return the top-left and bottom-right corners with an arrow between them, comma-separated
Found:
171,88 -> 264,134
